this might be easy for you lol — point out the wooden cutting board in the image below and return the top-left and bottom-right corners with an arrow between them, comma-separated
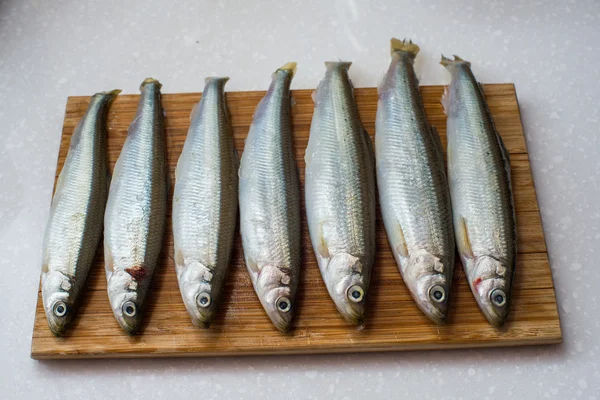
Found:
31,84 -> 562,359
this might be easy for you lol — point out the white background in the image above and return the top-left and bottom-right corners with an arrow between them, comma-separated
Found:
1,0 -> 598,398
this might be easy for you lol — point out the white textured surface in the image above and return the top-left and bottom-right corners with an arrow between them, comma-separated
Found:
1,0 -> 598,398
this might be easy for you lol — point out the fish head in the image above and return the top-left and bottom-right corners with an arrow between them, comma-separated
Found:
107,269 -> 142,334
256,265 -> 295,333
403,250 -> 450,324
42,270 -> 74,335
470,256 -> 511,327
325,253 -> 367,327
177,261 -> 217,328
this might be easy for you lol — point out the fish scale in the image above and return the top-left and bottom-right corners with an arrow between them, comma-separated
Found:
173,77 -> 238,328
376,39 -> 455,324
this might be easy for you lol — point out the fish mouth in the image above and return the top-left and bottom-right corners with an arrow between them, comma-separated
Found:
421,305 -> 447,325
274,321 -> 292,333
266,310 -> 293,333
192,320 -> 211,329
46,315 -> 71,336
479,306 -> 509,328
335,303 -> 365,327
190,315 -> 212,329
115,317 -> 139,335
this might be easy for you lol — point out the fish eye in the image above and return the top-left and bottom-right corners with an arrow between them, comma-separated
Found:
276,296 -> 292,313
196,292 -> 211,308
53,301 -> 68,317
347,285 -> 365,303
122,301 -> 137,317
490,289 -> 507,307
429,285 -> 446,303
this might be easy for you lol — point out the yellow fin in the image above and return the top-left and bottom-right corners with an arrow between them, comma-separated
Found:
440,55 -> 471,70
246,257 -> 260,276
316,222 -> 330,259
390,38 -> 420,56
205,76 -> 230,84
98,88 -> 122,98
395,222 -> 408,258
140,77 -> 162,91
277,62 -> 297,78
174,248 -> 184,267
105,245 -> 115,272
324,61 -> 352,70
457,216 -> 474,259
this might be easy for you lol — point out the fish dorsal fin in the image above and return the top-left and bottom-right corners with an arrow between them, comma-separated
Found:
457,216 -> 474,259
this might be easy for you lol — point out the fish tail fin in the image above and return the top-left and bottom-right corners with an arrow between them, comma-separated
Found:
99,89 -> 122,98
325,61 -> 352,70
204,76 -> 230,90
440,55 -> 471,70
205,76 -> 230,84
96,89 -> 121,105
140,77 -> 162,91
390,38 -> 420,57
277,62 -> 297,78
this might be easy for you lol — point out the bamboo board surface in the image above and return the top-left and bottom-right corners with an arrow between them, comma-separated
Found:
31,84 -> 562,359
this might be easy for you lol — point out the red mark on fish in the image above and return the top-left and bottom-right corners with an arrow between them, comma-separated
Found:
125,265 -> 147,281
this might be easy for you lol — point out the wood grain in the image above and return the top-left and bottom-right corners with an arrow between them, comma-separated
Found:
30,84 -> 562,359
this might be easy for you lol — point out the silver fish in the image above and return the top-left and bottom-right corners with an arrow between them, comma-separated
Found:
172,77 -> 238,328
376,39 -> 455,324
239,63 -> 301,332
442,56 -> 517,327
41,89 -> 120,335
104,78 -> 168,334
305,62 -> 376,327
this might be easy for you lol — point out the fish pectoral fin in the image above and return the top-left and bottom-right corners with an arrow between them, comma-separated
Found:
246,257 -> 261,281
394,222 -> 409,258
317,240 -> 330,260
174,248 -> 185,267
104,245 -> 115,273
316,222 -> 330,259
457,216 -> 474,259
